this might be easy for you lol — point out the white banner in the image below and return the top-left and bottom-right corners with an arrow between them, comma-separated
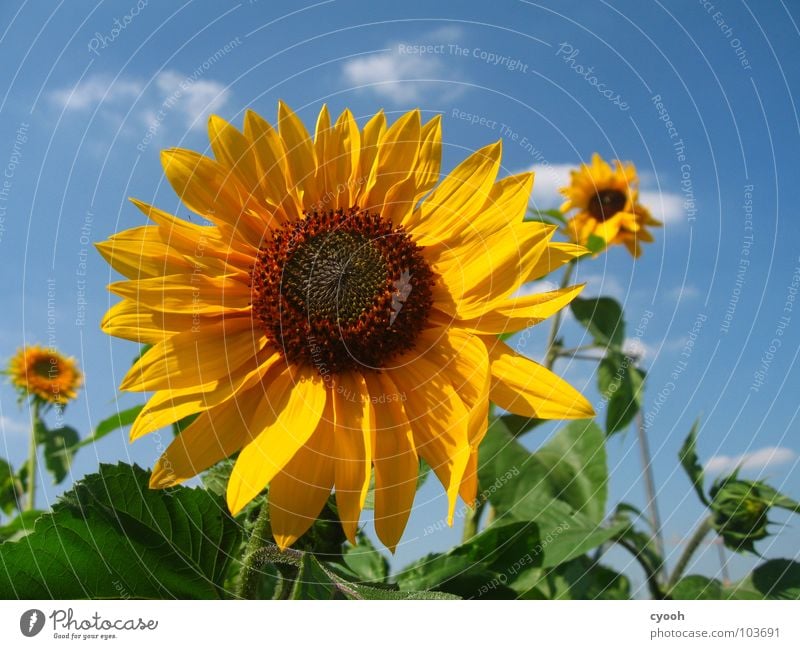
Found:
0,600 -> 797,648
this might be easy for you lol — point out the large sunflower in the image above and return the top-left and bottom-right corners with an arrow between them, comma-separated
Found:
560,153 -> 661,257
7,345 -> 82,406
98,103 -> 593,551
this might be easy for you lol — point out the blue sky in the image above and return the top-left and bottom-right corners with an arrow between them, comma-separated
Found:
0,0 -> 798,594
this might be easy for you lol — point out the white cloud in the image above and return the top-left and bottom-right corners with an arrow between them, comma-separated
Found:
342,27 -> 466,103
155,70 -> 230,129
666,284 -> 702,302
48,71 -> 232,133
623,337 -> 652,361
49,75 -> 143,111
528,163 -> 572,210
0,414 -> 28,436
705,447 -> 798,474
639,190 -> 684,224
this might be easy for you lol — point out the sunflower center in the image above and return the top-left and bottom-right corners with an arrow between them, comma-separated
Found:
588,188 -> 627,221
33,358 -> 57,379
251,209 -> 434,374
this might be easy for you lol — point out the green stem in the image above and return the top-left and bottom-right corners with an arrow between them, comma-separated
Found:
462,498 -> 486,542
25,400 -> 41,512
667,515 -> 714,591
544,260 -> 577,371
615,537 -> 666,599
236,500 -> 273,599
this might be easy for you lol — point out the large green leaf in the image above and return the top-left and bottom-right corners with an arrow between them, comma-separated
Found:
0,510 -> 43,543
598,355 -> 645,435
678,420 -> 708,506
43,425 -> 80,484
479,419 -> 608,523
343,534 -> 389,583
570,296 -> 625,349
515,556 -> 631,600
0,463 -> 241,598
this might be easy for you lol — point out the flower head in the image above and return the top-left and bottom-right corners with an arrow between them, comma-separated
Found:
560,153 -> 660,257
98,103 -> 594,551
7,345 -> 82,406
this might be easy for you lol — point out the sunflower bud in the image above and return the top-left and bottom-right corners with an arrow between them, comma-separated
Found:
709,474 -> 788,554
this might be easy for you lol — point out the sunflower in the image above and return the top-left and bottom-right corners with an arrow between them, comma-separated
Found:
560,153 -> 661,257
98,103 -> 594,551
7,345 -> 82,406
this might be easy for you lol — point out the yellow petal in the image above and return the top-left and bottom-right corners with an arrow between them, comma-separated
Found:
361,110 -> 421,211
278,101 -> 319,208
388,355 -> 470,525
404,140 -> 502,245
332,372 -> 373,543
129,350 -> 283,441
120,318 -> 264,392
243,109 -> 295,214
431,223 -> 555,319
484,338 -> 595,420
413,115 -> 442,199
431,284 -> 586,335
160,148 -> 264,243
353,110 -> 386,206
270,401 -> 336,550
226,364 -> 327,515
96,227 -> 190,279
208,115 -> 261,197
150,393 -> 253,488
109,273 -> 251,314
364,372 -> 418,553
313,104 -> 333,201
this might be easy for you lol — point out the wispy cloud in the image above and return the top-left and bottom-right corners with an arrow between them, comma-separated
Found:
0,414 -> 28,436
49,75 -> 143,111
48,71 -> 231,131
705,447 -> 798,474
342,27 -> 466,104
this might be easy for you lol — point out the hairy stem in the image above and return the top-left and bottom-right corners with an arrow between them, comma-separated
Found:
236,500 -> 273,599
667,515 -> 714,591
544,260 -> 577,371
636,410 -> 666,576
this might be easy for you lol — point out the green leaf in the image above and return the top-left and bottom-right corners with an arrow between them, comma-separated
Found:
598,355 -> 645,435
678,420 -> 708,506
670,575 -> 723,600
515,557 -> 631,600
344,534 -> 389,583
586,234 -> 608,254
478,419 -> 608,524
570,296 -> 625,349
43,425 -> 80,484
0,510 -> 43,543
291,554 -> 337,600
497,413 -> 546,437
0,458 -> 21,515
77,405 -> 144,448
526,208 -> 567,226
0,463 -> 241,598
